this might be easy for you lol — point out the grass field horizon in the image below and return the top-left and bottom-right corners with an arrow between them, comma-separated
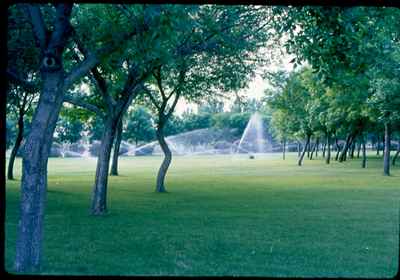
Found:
5,153 -> 400,276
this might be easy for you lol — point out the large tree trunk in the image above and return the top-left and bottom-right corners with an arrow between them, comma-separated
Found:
282,137 -> 286,160
7,112 -> 24,180
91,117 -> 118,215
110,118 -> 123,176
383,123 -> 391,176
14,71 -> 65,272
322,141 -> 326,158
326,133 -> 331,164
156,126 -> 171,192
298,134 -> 311,166
362,138 -> 367,168
315,138 -> 319,157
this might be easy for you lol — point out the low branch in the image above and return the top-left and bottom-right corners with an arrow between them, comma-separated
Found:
63,94 -> 103,117
63,52 -> 99,89
165,92 -> 181,120
143,85 -> 161,111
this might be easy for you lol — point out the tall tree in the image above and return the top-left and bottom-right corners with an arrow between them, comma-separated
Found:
10,3 -> 155,271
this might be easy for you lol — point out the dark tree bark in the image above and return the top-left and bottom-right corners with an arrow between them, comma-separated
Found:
349,141 -> 356,159
14,4 -> 76,272
91,117 -> 118,214
339,132 -> 355,162
310,139 -> 318,160
7,111 -> 24,180
322,141 -> 326,158
298,134 -> 311,166
383,123 -> 391,176
307,140 -> 311,158
315,138 -> 319,158
156,124 -> 171,193
326,133 -> 331,164
362,138 -> 367,168
110,118 -> 123,176
335,137 -> 341,161
392,140 -> 400,166
14,70 -> 66,272
356,141 -> 361,158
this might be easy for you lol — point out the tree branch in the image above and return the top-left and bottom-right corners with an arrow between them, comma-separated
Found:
153,67 -> 167,100
143,85 -> 161,111
47,4 -> 73,53
24,4 -> 47,50
64,17 -> 152,90
63,52 -> 99,89
63,94 -> 103,117
166,92 -> 181,120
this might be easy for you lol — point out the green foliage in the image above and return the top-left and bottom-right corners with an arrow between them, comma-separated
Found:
123,106 -> 155,145
54,107 -> 87,143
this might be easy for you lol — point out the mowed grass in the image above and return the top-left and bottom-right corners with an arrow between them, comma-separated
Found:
5,153 -> 400,277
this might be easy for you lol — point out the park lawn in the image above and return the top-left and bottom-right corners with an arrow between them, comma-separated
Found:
5,153 -> 400,277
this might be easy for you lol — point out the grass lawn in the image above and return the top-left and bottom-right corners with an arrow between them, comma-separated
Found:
5,153 -> 400,276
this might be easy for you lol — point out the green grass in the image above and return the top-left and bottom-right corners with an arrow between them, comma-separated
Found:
5,153 -> 400,277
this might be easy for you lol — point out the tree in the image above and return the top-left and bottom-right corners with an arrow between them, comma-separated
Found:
123,105 -> 155,146
144,5 -> 273,192
54,106 -> 86,144
6,86 -> 37,180
9,3 -> 157,271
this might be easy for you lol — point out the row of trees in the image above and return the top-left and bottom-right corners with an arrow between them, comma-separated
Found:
265,6 -> 400,175
7,4 -> 399,273
7,4 -> 273,272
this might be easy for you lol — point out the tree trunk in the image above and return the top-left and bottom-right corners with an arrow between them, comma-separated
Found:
298,134 -> 311,166
14,71 -> 65,272
376,136 -> 380,155
282,137 -> 286,160
339,132 -> 355,162
349,141 -> 356,159
326,133 -> 331,164
110,118 -> 123,176
315,138 -> 319,157
91,117 -> 118,215
357,141 -> 361,158
391,140 -> 400,166
7,112 -> 24,180
322,141 -> 326,158
335,137 -> 340,161
383,123 -> 391,176
307,140 -> 311,158
362,138 -> 367,168
310,139 -> 317,160
156,125 -> 171,192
